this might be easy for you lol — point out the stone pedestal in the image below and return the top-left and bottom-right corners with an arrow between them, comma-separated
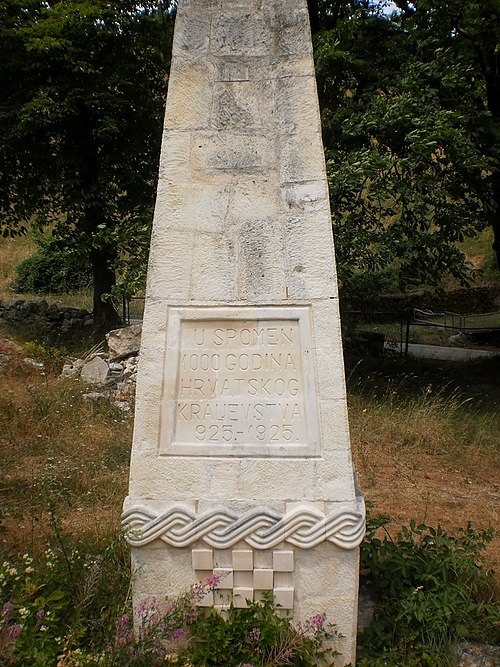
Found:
123,1 -> 364,663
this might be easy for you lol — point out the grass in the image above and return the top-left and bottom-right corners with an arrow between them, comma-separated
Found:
0,234 -> 36,295
345,353 -> 500,581
0,336 -> 131,559
0,235 -> 498,663
360,319 -> 500,350
0,328 -> 498,664
458,227 -> 500,283
453,226 -> 500,287
1,332 -> 498,572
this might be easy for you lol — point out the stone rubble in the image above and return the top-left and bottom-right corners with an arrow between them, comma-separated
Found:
106,324 -> 141,360
24,357 -> 45,370
62,325 -> 140,410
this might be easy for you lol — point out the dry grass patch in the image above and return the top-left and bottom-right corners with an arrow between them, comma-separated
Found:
348,365 -> 500,580
0,333 -> 132,558
0,232 -> 93,310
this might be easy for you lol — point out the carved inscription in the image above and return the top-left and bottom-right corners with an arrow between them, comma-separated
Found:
173,319 -> 308,448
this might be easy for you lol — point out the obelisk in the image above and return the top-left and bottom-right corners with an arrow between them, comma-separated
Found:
123,0 -> 365,663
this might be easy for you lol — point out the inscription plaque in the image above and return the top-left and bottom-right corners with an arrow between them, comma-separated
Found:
160,307 -> 320,456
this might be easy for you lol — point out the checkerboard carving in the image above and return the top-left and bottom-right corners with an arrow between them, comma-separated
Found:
192,547 -> 295,610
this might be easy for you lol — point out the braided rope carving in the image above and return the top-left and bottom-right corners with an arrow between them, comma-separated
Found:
122,504 -> 365,550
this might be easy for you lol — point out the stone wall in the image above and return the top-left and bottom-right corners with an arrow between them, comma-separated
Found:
0,299 -> 93,332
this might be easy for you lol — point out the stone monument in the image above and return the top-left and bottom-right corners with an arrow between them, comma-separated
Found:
122,0 -> 365,663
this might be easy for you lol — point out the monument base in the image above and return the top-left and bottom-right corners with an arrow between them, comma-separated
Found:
124,488 -> 364,666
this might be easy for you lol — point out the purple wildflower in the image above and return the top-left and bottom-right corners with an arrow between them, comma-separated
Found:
135,598 -> 159,620
186,610 -> 198,624
36,609 -> 45,620
7,624 -> 22,640
171,628 -> 186,641
308,612 -> 326,630
2,602 -> 14,616
114,613 -> 132,647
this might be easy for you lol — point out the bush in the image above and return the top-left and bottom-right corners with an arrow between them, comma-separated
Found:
0,538 -> 130,666
0,558 -> 340,667
358,517 -> 499,667
1,518 -> 496,666
11,234 -> 91,294
187,592 -> 339,667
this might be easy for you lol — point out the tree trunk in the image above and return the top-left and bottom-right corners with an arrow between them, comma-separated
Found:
489,177 -> 500,269
485,71 -> 500,268
90,246 -> 121,331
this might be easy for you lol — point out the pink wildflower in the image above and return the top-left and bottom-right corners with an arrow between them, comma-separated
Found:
248,627 -> 260,643
186,610 -> 198,624
309,612 -> 326,630
114,613 -> 132,647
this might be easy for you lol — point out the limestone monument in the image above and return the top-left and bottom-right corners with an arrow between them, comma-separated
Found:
122,0 -> 365,663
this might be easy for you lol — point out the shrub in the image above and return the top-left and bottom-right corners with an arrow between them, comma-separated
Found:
187,592 -> 339,666
0,539 -> 129,667
11,234 -> 91,294
358,517 -> 499,666
0,554 -> 340,667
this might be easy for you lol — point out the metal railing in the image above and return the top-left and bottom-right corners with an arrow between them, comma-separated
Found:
122,296 -> 145,324
414,309 -> 500,332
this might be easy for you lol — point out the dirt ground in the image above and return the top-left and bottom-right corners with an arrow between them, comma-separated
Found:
352,440 -> 499,580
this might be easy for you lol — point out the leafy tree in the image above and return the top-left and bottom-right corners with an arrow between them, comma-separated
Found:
0,0 -> 173,328
311,0 -> 498,300
396,0 -> 500,266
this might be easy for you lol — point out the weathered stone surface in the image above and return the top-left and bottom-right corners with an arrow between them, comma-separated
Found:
80,356 -> 109,385
106,325 -> 142,360
124,1 -> 363,664
83,391 -> 108,402
455,641 -> 500,667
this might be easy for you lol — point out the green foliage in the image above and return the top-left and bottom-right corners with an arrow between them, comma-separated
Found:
313,0 -> 500,299
0,555 -> 340,667
358,517 -> 499,666
188,593 -> 339,666
1,518 -> 497,666
11,233 -> 92,294
0,538 -> 130,666
0,0 -> 173,325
